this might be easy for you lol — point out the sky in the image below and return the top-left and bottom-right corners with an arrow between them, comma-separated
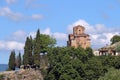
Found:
0,0 -> 120,64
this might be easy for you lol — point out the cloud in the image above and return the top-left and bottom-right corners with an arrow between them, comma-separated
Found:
0,30 -> 26,51
0,40 -> 24,51
0,6 -> 24,21
5,0 -> 17,4
41,28 -> 51,35
67,19 -> 120,49
0,6 -> 43,21
8,30 -> 27,42
52,32 -> 67,41
31,14 -> 43,20
25,0 -> 46,9
41,28 -> 67,41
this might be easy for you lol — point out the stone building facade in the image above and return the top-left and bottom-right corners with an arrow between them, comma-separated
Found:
67,25 -> 90,49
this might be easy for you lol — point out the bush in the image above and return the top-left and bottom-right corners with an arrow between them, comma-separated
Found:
0,74 -> 4,80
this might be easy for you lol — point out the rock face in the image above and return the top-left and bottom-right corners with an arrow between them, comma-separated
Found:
0,69 -> 43,80
67,25 -> 90,49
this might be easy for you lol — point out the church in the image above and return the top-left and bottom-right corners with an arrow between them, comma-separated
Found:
67,25 -> 90,49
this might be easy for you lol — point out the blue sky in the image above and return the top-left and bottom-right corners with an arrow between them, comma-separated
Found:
0,0 -> 120,64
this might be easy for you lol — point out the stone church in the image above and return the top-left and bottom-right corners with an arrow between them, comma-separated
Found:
67,25 -> 90,49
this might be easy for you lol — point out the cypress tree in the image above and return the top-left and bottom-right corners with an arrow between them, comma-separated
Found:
8,50 -> 16,70
29,36 -> 34,65
23,36 -> 33,65
16,52 -> 22,68
34,29 -> 41,66
23,37 -> 29,65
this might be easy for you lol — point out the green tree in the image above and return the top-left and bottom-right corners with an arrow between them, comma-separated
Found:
115,43 -> 120,52
16,52 -> 22,68
85,47 -> 94,58
8,50 -> 16,70
40,34 -> 56,52
98,68 -> 120,80
84,57 -> 106,80
75,47 -> 88,63
61,64 -> 82,80
71,59 -> 85,78
102,55 -> 116,68
23,36 -> 33,65
113,56 -> 120,69
110,35 -> 120,44
34,29 -> 41,66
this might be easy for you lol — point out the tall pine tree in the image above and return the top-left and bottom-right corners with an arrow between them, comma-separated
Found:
23,36 -> 33,65
34,29 -> 41,66
16,52 -> 22,68
8,50 -> 16,70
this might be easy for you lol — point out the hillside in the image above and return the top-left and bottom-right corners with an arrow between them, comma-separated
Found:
0,69 -> 43,80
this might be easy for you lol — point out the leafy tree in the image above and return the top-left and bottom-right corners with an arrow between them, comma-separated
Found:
71,59 -> 85,78
40,34 -> 56,52
59,74 -> 72,80
110,35 -> 120,44
98,68 -> 120,80
102,55 -> 116,68
113,56 -> 120,69
84,57 -> 106,80
61,64 -> 82,80
8,50 -> 16,70
75,47 -> 88,63
115,43 -> 120,52
85,47 -> 94,58
16,52 -> 22,68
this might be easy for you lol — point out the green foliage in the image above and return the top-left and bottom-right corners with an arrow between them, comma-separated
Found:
45,47 -> 107,80
98,68 -> 120,80
8,50 -> 16,70
113,56 -> 120,69
84,57 -> 106,80
34,29 -> 41,66
110,35 -> 120,44
0,74 -> 4,80
85,47 -> 94,58
40,34 -> 56,52
22,29 -> 56,67
23,36 -> 33,65
115,43 -> 120,52
16,52 -> 22,68
62,64 -> 81,80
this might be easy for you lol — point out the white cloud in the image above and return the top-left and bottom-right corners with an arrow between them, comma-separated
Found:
0,6 -> 24,21
0,30 -> 26,51
0,6 -> 43,21
52,32 -> 67,41
29,32 -> 36,39
67,19 -> 120,49
31,14 -> 43,20
9,30 -> 27,42
5,0 -> 17,4
41,28 -> 51,35
41,28 -> 67,41
0,40 -> 24,51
